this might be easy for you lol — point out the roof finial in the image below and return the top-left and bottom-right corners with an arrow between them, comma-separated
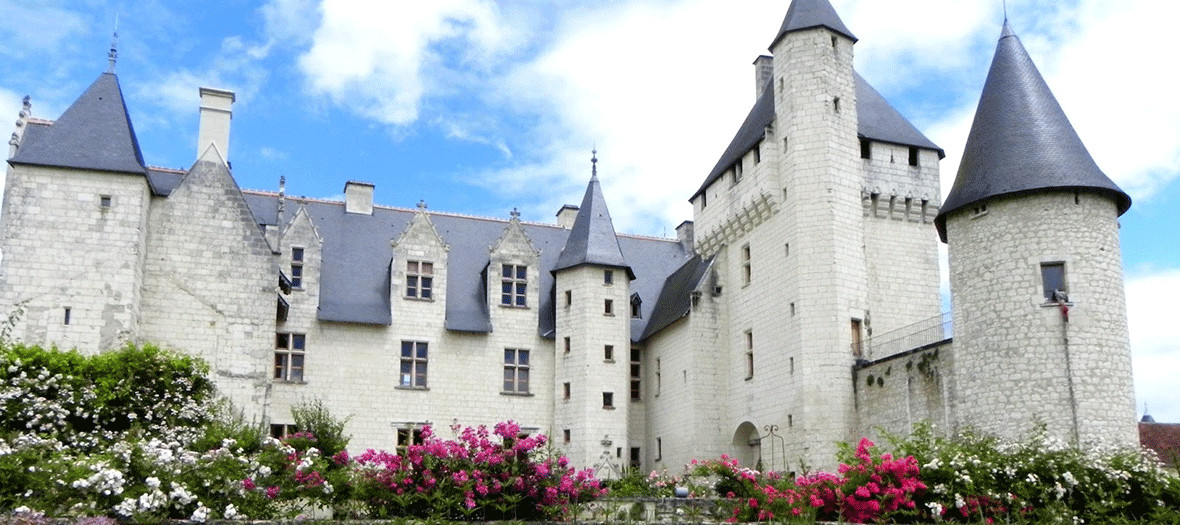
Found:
1003,0 -> 1008,23
591,148 -> 598,179
510,207 -> 520,220
417,199 -> 428,210
107,14 -> 119,73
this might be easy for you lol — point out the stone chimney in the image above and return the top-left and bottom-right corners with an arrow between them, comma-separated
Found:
197,87 -> 235,159
556,204 -> 579,229
675,220 -> 695,253
344,180 -> 374,215
754,55 -> 773,100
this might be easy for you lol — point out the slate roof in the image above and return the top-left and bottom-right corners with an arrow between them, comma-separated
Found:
639,255 -> 713,341
691,73 -> 941,201
1139,422 -> 1180,468
9,72 -> 146,175
553,173 -> 635,280
935,22 -> 1131,241
242,193 -> 691,341
771,0 -> 857,48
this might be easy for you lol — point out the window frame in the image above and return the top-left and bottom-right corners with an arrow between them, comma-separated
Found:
399,340 -> 429,389
274,332 -> 306,382
741,244 -> 752,286
500,264 -> 528,307
405,260 -> 434,300
290,247 -> 305,289
602,392 -> 614,409
503,348 -> 531,394
630,347 -> 641,401
1040,262 -> 1068,302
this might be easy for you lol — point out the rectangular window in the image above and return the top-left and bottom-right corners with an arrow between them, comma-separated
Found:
503,348 -> 530,393
501,264 -> 527,307
99,195 -> 112,208
274,333 -> 306,382
604,345 -> 614,362
399,341 -> 428,388
630,347 -> 641,400
406,260 -> 434,299
563,382 -> 570,400
851,319 -> 864,360
564,290 -> 572,307
701,192 -> 707,209
741,244 -> 752,285
604,299 -> 614,316
630,447 -> 641,469
908,147 -> 920,167
655,358 -> 662,395
753,142 -> 761,164
656,437 -> 662,461
604,270 -> 614,285
563,429 -> 571,443
290,247 -> 304,288
563,336 -> 571,354
396,428 -> 425,455
732,162 -> 743,184
269,423 -> 298,439
63,307 -> 71,325
602,392 -> 614,409
745,330 -> 754,379
630,295 -> 642,318
860,139 -> 871,159
1041,262 -> 1067,301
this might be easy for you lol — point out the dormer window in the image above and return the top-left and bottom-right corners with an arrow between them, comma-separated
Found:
290,247 -> 304,289
406,260 -> 433,299
501,264 -> 527,307
630,293 -> 642,319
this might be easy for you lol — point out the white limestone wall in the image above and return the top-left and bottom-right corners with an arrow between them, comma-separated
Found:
554,265 -> 632,475
861,144 -> 943,345
946,191 -> 1137,446
138,158 -> 276,420
770,27 -> 866,471
0,165 -> 150,352
267,207 -> 322,430
854,341 -> 952,439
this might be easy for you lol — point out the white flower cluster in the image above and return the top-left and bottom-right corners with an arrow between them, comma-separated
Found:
71,464 -> 126,496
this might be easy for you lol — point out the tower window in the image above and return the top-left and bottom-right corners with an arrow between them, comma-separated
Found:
630,347 -> 641,400
602,392 -> 614,409
656,437 -> 662,461
745,330 -> 754,379
563,336 -> 571,354
833,97 -> 841,113
563,429 -> 571,443
630,447 -> 641,469
63,307 -> 71,325
860,139 -> 871,159
741,244 -> 752,285
563,382 -> 570,400
99,195 -> 112,208
753,142 -> 761,164
732,162 -> 743,185
604,345 -> 614,362
604,270 -> 614,285
630,293 -> 642,318
564,290 -> 572,307
1041,262 -> 1067,301
604,299 -> 614,316
908,147 -> 920,167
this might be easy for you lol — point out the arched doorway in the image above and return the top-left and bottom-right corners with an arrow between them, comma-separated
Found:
731,421 -> 760,468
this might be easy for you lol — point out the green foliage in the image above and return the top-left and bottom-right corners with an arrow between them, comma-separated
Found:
290,398 -> 351,458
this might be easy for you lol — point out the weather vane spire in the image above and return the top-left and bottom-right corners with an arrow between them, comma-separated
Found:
107,14 -> 119,73
591,148 -> 598,179
1003,0 -> 1008,22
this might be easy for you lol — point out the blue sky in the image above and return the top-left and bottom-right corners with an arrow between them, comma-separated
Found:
2,0 -> 1177,423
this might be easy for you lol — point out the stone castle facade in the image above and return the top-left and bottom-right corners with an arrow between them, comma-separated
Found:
0,0 -> 1138,474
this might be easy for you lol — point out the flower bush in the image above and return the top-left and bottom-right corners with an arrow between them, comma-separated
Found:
348,420 -> 604,520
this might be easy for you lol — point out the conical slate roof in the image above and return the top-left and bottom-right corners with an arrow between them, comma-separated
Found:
553,168 -> 634,280
770,0 -> 857,49
935,22 -> 1130,241
9,72 -> 146,175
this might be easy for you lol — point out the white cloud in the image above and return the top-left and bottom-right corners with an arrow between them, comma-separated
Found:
0,1 -> 88,60
296,0 -> 517,126
1126,269 -> 1180,423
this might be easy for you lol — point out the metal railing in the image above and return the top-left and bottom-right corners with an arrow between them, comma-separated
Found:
854,311 -> 952,361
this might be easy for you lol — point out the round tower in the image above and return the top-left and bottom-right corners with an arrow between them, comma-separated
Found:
935,22 -> 1137,447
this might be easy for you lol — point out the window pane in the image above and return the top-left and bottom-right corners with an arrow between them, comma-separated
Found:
502,282 -> 513,294
416,343 -> 428,359
422,262 -> 433,274
516,295 -> 526,307
503,265 -> 513,278
516,283 -> 526,294
292,334 -> 305,350
502,294 -> 512,305
504,349 -> 514,363
292,248 -> 304,261
516,266 -> 527,279
291,266 -> 302,278
407,261 -> 417,273
276,333 -> 288,349
519,369 -> 529,387
402,341 -> 413,356
1041,263 -> 1065,300
519,350 -> 529,365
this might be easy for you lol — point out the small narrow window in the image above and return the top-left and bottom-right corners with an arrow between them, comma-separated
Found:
63,307 -> 71,325
732,162 -> 743,185
604,270 -> 614,285
99,195 -> 112,208
630,347 -> 641,400
1041,262 -> 1067,301
604,299 -> 614,316
833,97 -> 840,113
563,382 -> 570,400
745,330 -> 754,379
859,139 -> 871,159
655,358 -> 661,395
831,35 -> 838,50
789,357 -> 795,374
656,437 -> 662,460
563,336 -> 571,354
784,243 -> 790,257
290,247 -> 305,288
700,192 -> 707,209
604,345 -> 614,362
753,142 -> 761,164
741,244 -> 752,285
788,414 -> 794,428
630,294 -> 642,318
630,447 -> 641,469
564,290 -> 572,307
908,147 -> 919,167
563,429 -> 571,443
602,392 -> 614,409
790,302 -> 796,316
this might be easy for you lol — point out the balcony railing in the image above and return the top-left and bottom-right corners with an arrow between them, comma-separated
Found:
853,311 -> 952,362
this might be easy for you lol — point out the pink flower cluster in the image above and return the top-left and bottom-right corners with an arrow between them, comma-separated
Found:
347,421 -> 604,520
832,438 -> 926,522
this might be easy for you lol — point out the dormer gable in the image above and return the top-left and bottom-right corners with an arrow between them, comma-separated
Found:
489,210 -> 540,310
392,204 -> 449,303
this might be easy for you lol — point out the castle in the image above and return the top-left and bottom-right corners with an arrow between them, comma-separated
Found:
0,0 -> 1138,475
